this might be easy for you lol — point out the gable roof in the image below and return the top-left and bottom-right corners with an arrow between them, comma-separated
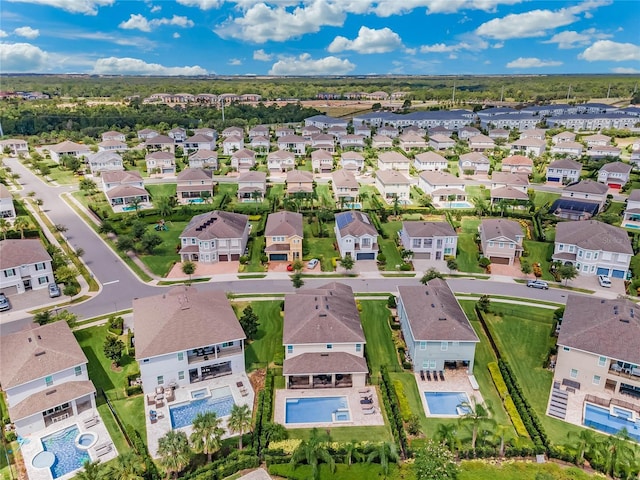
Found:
376,169 -> 410,184
0,321 -> 87,389
102,170 -> 143,183
502,155 -> 533,166
134,287 -> 245,359
490,186 -> 529,200
180,210 -> 248,241
460,152 -> 490,164
419,171 -> 462,186
558,295 -> 640,364
491,172 -> 529,186
402,221 -> 456,238
232,148 -> 256,159
0,239 -> 51,269
555,220 -> 632,254
415,151 -> 446,163
237,171 -> 266,183
265,211 -> 303,237
397,280 -> 479,342
599,162 -> 632,174
48,140 -> 90,153
548,158 -> 582,170
189,149 -> 217,161
177,168 -> 211,182
564,179 -> 608,195
332,169 -> 358,189
481,219 -> 523,242
378,151 -> 410,164
286,169 -> 313,183
145,134 -> 174,145
335,211 -> 377,237
283,282 -> 365,345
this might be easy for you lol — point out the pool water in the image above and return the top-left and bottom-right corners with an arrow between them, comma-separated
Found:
191,388 -> 209,399
76,432 -> 97,449
424,392 -> 471,416
170,386 -> 235,429
584,404 -> 640,441
285,396 -> 350,424
122,206 -> 136,211
447,202 -> 473,209
344,202 -> 362,209
624,223 -> 640,229
189,198 -> 205,204
41,425 -> 90,479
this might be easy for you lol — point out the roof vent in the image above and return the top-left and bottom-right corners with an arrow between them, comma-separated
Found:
620,318 -> 630,324
35,351 -> 46,357
320,353 -> 329,357
601,299 -> 605,304
45,389 -> 57,396
431,304 -> 435,308
425,291 -> 429,295
438,317 -> 447,321
613,306 -> 619,315
28,337 -> 32,343
37,335 -> 41,340
319,313 -> 327,317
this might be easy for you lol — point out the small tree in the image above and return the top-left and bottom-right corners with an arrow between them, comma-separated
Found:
339,255 -> 355,273
139,231 -> 163,254
520,260 -> 532,277
291,259 -> 304,272
478,295 -> 491,313
103,335 -> 125,367
291,272 -> 304,289
181,261 -> 196,284
420,268 -> 443,284
63,281 -> 80,302
558,264 -> 578,285
34,310 -> 52,326
478,257 -> 491,270
227,404 -> 252,450
117,235 -> 135,252
387,295 -> 397,309
446,258 -> 458,271
239,305 -> 260,340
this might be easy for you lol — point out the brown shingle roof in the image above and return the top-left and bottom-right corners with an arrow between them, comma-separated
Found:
378,151 -> 409,164
180,211 -> 248,241
335,211 -> 378,237
177,168 -> 212,182
502,155 -> 533,166
134,287 -> 245,359
105,185 -> 148,199
490,186 -> 529,200
558,295 -> 640,364
283,282 -> 365,345
0,239 -> 51,270
237,171 -> 266,183
419,171 -> 462,186
491,172 -> 529,186
265,211 -> 303,237
0,321 -> 87,389
480,219 -> 523,242
564,179 -> 608,195
9,381 -> 95,421
286,169 -> 313,183
102,170 -> 143,183
376,170 -> 410,184
548,158 -> 582,170
332,169 -> 358,189
0,184 -> 11,198
402,221 -> 456,238
555,220 -> 632,254
283,352 -> 368,375
397,280 -> 479,342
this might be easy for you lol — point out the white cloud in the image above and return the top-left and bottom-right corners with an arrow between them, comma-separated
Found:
268,53 -> 355,75
611,67 -> 639,74
579,40 -> 640,62
14,26 -> 40,39
119,14 -> 194,32
0,42 -> 49,72
215,1 -> 345,43
0,30 -> 9,38
176,0 -> 224,8
92,57 -> 208,75
228,58 -> 242,65
506,57 -> 563,68
493,42 -> 503,49
150,5 -> 161,12
173,32 -> 181,38
544,29 -> 612,49
328,26 -> 402,54
54,30 -> 156,49
420,38 -> 488,53
360,0 -> 524,17
253,49 -> 272,61
4,0 -> 114,15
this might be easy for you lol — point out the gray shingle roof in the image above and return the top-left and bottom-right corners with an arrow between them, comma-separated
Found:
180,210 -> 248,241
102,170 -> 143,183
283,352 -> 368,375
548,158 -> 582,170
177,168 -> 212,182
335,211 -> 378,237
600,162 -> 632,174
0,239 -> 51,270
480,219 -> 523,242
564,179 -> 609,195
376,169 -> 410,184
265,211 -> 303,237
555,220 -> 632,254
402,221 -> 456,238
9,381 -> 95,421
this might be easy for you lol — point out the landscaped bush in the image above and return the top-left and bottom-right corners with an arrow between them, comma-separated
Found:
125,385 -> 142,397
107,315 -> 124,335
393,380 -> 412,421
487,362 -> 509,399
5,431 -> 17,442
503,396 -> 529,438
379,366 -> 408,455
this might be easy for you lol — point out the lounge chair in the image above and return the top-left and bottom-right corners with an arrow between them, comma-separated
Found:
439,371 -> 445,381
420,370 -> 425,381
426,371 -> 432,381
360,397 -> 373,405
432,371 -> 438,382
96,443 -> 113,457
358,388 -> 370,395
83,416 -> 99,428
363,407 -> 376,415
361,403 -> 374,411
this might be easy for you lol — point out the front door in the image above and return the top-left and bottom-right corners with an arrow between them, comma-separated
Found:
23,279 -> 31,290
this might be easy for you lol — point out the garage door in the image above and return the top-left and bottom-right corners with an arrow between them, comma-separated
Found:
596,267 -> 609,276
413,252 -> 431,260
231,254 -> 240,261
219,254 -> 229,261
357,252 -> 376,260
612,270 -> 626,279
269,253 -> 288,261
489,256 -> 510,265
547,177 -> 560,182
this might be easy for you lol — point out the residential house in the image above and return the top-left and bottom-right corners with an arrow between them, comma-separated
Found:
236,171 -> 266,202
479,219 -> 524,265
0,322 -> 98,437
0,239 -> 54,294
622,189 -> 640,228
551,131 -> 576,145
490,172 -> 529,191
340,151 -> 365,172
340,134 -> 366,151
396,280 -> 479,374
488,129 -> 509,140
222,135 -> 244,155
377,151 -> 410,172
510,138 -> 546,156
375,170 -> 411,204
354,124 -> 371,137
334,211 -> 378,260
327,125 -> 348,139
286,169 -> 314,195
631,140 -> 640,166
458,126 -> 481,140
459,152 -> 490,175
264,211 -> 303,262
398,132 -> 427,152
586,146 -> 622,160
101,170 -> 150,211
520,129 -> 547,141
0,138 -> 29,156
549,295 -> 640,422
597,162 -> 632,189
551,141 -> 584,157
193,128 -> 217,140
427,126 -> 451,137
301,125 -> 321,140
546,158 -> 582,184
144,135 -> 175,154
583,134 -> 611,148
468,134 -> 495,151
168,127 -> 187,142
250,136 -> 270,153
418,171 -> 467,205
552,220 -> 632,278
176,168 -> 214,205
310,134 -> 336,153
399,222 -> 457,260
137,128 -> 158,140
188,150 -> 218,170
267,150 -> 296,172
429,134 -> 455,151
414,151 -> 448,172
0,184 -> 16,221
501,155 -> 533,174
562,180 -> 608,209
86,151 -> 124,175
179,211 -> 249,263
222,126 -> 244,138
183,134 -> 216,152
490,185 -> 529,205
47,141 -> 91,163
283,282 -> 368,389
548,180 -> 608,221
231,149 -> 256,172
304,115 -> 349,129
249,125 -> 270,139
371,135 -> 393,149
275,127 -> 295,138
378,126 -> 399,138
277,135 -> 308,156
311,149 -> 334,173
332,169 -> 359,203
145,151 -> 176,176
97,140 -> 127,152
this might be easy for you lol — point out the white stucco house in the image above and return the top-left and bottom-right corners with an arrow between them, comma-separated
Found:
334,210 -> 379,260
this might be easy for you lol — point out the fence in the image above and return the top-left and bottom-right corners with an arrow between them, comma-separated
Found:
100,389 -> 133,447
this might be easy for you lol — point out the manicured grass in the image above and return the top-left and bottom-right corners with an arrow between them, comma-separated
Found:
601,201 -> 625,224
360,301 -> 399,377
523,240 -> 555,281
45,164 -> 77,185
267,183 -> 285,202
315,184 -> 334,207
457,234 -> 483,273
303,220 -> 338,271
533,191 -> 560,209
285,426 -> 393,443
245,233 -> 266,273
239,301 -> 284,371
138,221 -> 188,277
358,185 -> 381,210
466,185 -> 490,201
377,221 -> 404,270
458,460 -> 598,480
146,183 -> 176,199
460,217 -> 481,234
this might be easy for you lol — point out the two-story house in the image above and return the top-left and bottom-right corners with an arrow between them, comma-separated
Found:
334,211 -> 378,260
283,282 -> 368,389
0,322 -> 99,437
398,132 -> 427,152
137,128 -> 159,140
144,135 -> 175,154
377,151 -> 410,172
418,171 -> 467,206
222,126 -> 244,138
458,126 -> 481,140
250,136 -> 271,153
397,280 -> 479,374
340,134 -> 366,150
176,168 -> 214,205
222,135 -> 244,155
371,134 -> 393,150
101,130 -> 126,142
459,152 -> 490,175
332,169 -> 360,204
562,179 -> 608,209
0,138 -> 29,156
468,134 -> 495,151
183,134 -> 216,152
429,134 -> 455,151
546,158 -> 582,184
0,184 -> 16,221
267,150 -> 296,172
399,221 -> 457,260
168,127 -> 187,142
340,151 -> 365,172
552,220 -> 632,278
583,133 -> 611,148
97,140 -> 127,152
622,189 -> 640,229
413,151 -> 448,172
510,138 -> 546,157
277,135 -> 308,156
86,151 -> 124,175
249,125 -> 270,139
0,239 -> 54,294
479,219 -> 524,265
231,149 -> 256,172
597,162 -> 632,189
101,170 -> 151,211
501,155 -> 533,174
236,171 -> 266,202
586,145 -> 622,160
311,149 -> 334,173
550,141 -> 584,157
375,170 -> 411,204
310,134 -> 336,153
286,169 -> 314,195
179,211 -> 249,263
145,151 -> 176,176
551,131 -> 576,145
264,211 -> 303,262
188,150 -> 218,170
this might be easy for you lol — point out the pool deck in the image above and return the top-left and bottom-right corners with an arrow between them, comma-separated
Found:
415,369 -> 484,417
145,373 -> 254,458
274,387 -> 385,429
21,410 -> 117,480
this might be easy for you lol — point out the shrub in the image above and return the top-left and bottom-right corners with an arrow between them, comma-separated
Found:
487,362 -> 508,399
387,295 -> 397,309
503,396 -> 529,438
126,385 -> 142,397
399,263 -> 412,271
478,257 -> 491,268
5,431 -> 17,442
377,252 -> 386,264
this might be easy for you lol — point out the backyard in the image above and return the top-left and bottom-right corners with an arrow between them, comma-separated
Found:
457,217 -> 484,274
302,218 -> 338,271
239,301 -> 284,371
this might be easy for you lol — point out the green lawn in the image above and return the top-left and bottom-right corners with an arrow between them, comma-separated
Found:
456,234 -> 483,273
315,184 -> 334,208
244,233 -> 267,273
146,183 -> 176,199
533,191 -> 560,209
303,220 -> 338,271
523,240 -> 555,281
138,221 -> 188,277
466,185 -> 490,201
459,460 -> 598,480
270,460 -> 399,479
285,426 -> 393,443
45,163 -> 77,185
360,300 -> 399,377
460,217 -> 481,234
240,301 -> 284,371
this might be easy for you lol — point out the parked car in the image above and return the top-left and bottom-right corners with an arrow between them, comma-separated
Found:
527,280 -> 549,290
307,258 -> 319,269
48,283 -> 61,298
598,275 -> 612,288
286,264 -> 294,272
0,293 -> 11,312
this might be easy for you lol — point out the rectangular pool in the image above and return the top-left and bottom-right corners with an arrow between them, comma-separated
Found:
448,202 -> 473,209
40,425 -> 90,479
170,386 -> 235,429
285,396 -> 350,424
424,392 -> 471,416
584,403 -> 640,441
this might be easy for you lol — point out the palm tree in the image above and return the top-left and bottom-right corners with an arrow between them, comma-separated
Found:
290,428 -> 335,480
0,218 -> 10,239
75,460 -> 106,480
190,411 -> 223,463
155,196 -> 174,217
566,429 -> 598,466
367,441 -> 399,475
13,216 -> 31,239
343,441 -> 364,467
227,403 -> 252,450
157,430 -> 191,479
601,429 -> 635,478
107,451 -> 145,480
459,398 -> 494,452
472,196 -> 489,217
435,423 -> 458,452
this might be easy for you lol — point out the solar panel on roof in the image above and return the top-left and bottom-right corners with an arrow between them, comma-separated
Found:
336,213 -> 352,230
550,199 -> 600,216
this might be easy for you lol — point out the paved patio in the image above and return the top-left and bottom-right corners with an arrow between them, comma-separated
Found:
21,410 -> 116,480
274,387 -> 385,429
145,373 -> 254,458
414,369 -> 484,417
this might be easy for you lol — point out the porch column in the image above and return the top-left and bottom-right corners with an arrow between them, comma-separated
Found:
71,401 -> 79,417
467,357 -> 475,374
308,375 -> 313,387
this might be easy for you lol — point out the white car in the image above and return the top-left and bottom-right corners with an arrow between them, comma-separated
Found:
598,275 -> 612,288
307,258 -> 319,269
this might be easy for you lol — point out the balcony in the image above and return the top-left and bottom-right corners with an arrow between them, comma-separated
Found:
187,345 -> 242,365
609,362 -> 640,381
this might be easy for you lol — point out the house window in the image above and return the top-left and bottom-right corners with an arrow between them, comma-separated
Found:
35,262 -> 46,271
143,359 -> 149,363
510,244 -> 514,249
74,366 -> 82,376
441,342 -> 448,351
178,352 -> 184,361
191,238 -> 196,245
419,341 -> 427,350
489,241 -> 494,247
558,244 -> 564,251
38,276 -> 48,285
412,238 -> 422,248
178,371 -> 185,380
452,341 -> 459,347
570,369 -> 578,379
157,376 -> 164,385
45,376 -> 53,387
586,252 -> 592,259
361,238 -> 371,247
578,250 -> 583,258
598,356 -> 606,367
356,344 -> 362,353
3,269 -> 15,277
593,375 -> 601,385
563,346 -> 570,352
326,344 -> 333,350
287,345 -> 293,354
499,242 -> 504,248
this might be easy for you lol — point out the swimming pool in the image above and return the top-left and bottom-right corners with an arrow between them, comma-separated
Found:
285,396 -> 350,424
446,202 -> 473,209
624,223 -> 640,230
190,388 -> 209,400
344,202 -> 362,209
170,386 -> 235,429
424,392 -> 471,416
122,205 -> 136,211
188,198 -> 205,204
40,425 -> 90,479
584,403 -> 640,441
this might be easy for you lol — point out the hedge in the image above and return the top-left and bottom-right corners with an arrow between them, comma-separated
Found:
126,385 -> 142,397
487,362 -> 508,400
392,380 -> 412,422
181,450 -> 260,480
379,366 -> 408,456
503,396 -> 529,438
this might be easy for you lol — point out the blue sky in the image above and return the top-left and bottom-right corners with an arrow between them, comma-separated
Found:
0,0 -> 638,76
